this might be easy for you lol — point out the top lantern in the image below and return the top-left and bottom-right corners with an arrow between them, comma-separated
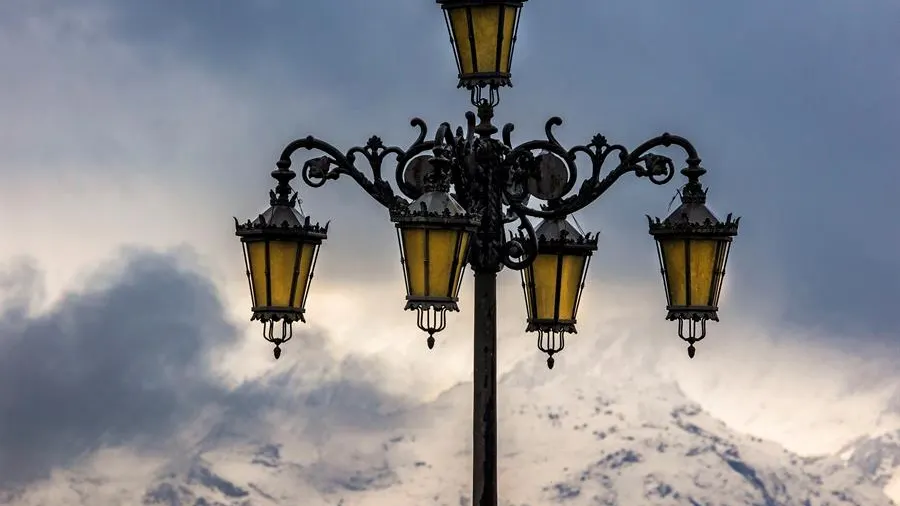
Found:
437,0 -> 526,89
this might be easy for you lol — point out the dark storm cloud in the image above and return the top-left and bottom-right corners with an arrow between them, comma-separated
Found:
3,0 -> 899,335
0,249 -> 411,487
0,250 -> 238,485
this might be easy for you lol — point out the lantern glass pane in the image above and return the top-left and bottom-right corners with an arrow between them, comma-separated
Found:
450,231 -> 471,296
401,228 -> 427,297
292,243 -> 318,309
660,239 -> 687,307
710,240 -> 732,307
522,266 -> 535,319
426,229 -> 461,298
499,6 -> 517,73
266,240 -> 302,308
247,241 -> 269,307
449,6 -> 510,76
401,227 -> 468,299
531,253 -> 561,320
448,8 -> 475,75
687,239 -> 718,307
557,255 -> 586,321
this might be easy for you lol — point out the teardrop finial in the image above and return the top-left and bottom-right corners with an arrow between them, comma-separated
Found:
427,335 -> 435,350
687,345 -> 696,359
273,345 -> 282,359
546,356 -> 555,369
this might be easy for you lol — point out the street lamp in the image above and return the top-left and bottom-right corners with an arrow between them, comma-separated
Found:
390,167 -> 480,350
235,1 -> 739,505
648,170 -> 739,358
234,167 -> 328,359
521,217 -> 598,369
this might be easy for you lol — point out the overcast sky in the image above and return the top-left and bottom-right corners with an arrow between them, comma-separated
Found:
0,0 -> 898,489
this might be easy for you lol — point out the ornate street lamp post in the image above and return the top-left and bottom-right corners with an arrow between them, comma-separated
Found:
235,1 -> 739,505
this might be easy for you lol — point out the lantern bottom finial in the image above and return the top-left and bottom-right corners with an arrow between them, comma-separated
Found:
259,319 -> 295,360
415,306 -> 449,350
537,329 -> 566,370
677,318 -> 707,359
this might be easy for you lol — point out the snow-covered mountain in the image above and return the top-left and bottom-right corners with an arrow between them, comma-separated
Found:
4,351 -> 894,506
840,430 -> 900,501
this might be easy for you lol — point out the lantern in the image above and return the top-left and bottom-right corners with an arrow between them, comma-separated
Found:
648,183 -> 739,358
235,168 -> 328,359
437,0 -> 527,89
521,217 -> 598,369
390,171 -> 479,349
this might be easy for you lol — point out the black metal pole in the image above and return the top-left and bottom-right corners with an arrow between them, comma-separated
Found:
472,269 -> 498,506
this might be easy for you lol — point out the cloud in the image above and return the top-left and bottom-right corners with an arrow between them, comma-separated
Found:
0,0 -> 898,485
0,247 -> 423,489
0,249 -> 239,486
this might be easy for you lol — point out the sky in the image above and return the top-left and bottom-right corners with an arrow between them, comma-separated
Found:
0,0 -> 899,490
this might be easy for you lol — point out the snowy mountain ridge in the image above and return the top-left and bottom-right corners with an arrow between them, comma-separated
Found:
5,354 -> 896,506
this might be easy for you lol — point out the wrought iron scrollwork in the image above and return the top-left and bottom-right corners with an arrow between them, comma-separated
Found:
278,108 -> 707,279
499,118 -> 699,220
278,118 -> 443,211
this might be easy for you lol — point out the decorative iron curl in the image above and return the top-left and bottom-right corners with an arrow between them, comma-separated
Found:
502,117 -> 579,199
277,119 -> 439,210
502,127 -> 702,220
499,205 -> 538,271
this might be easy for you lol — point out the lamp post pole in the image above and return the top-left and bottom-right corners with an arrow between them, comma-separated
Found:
472,269 -> 498,506
235,3 -> 740,505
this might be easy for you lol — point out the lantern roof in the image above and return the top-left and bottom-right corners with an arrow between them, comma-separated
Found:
534,217 -> 598,251
648,187 -> 740,237
390,190 -> 481,228
235,176 -> 329,240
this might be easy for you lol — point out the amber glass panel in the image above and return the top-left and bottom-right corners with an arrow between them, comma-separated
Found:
266,240 -> 302,307
530,253 -> 561,320
709,240 -> 730,307
450,232 -> 471,297
401,228 -> 427,297
448,8 -> 475,75
498,6 -> 517,73
660,239 -> 687,307
557,255 -> 587,321
247,241 -> 268,307
426,229 -> 460,298
469,6 -> 501,73
292,243 -> 318,309
688,239 -> 717,307
521,267 -> 535,319
449,6 -> 506,75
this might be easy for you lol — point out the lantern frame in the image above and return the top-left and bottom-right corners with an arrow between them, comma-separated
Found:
437,0 -> 527,89
390,194 -> 480,312
235,209 -> 328,324
521,218 -> 598,334
648,188 -> 739,323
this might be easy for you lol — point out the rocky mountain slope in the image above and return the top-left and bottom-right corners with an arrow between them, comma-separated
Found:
4,354 -> 894,506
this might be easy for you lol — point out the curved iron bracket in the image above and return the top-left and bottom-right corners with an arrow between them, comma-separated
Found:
277,118 -> 440,210
501,117 -> 701,220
